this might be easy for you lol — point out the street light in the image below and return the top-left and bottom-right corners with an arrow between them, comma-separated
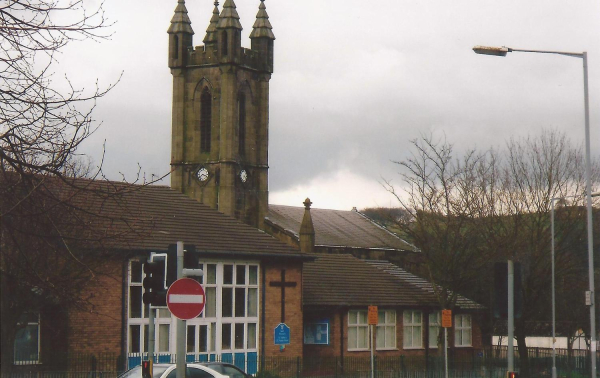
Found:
474,45 -> 596,378
552,193 -> 600,378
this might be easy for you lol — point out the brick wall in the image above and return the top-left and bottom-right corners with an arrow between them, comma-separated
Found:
262,261 -> 303,357
67,258 -> 124,358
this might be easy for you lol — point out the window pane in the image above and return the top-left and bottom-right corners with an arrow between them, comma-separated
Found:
14,324 -> 39,362
205,287 -> 216,317
358,311 -> 367,324
131,261 -> 142,283
144,325 -> 149,353
378,311 -> 384,324
222,324 -> 231,350
388,311 -> 396,323
413,326 -> 422,347
429,326 -> 440,347
129,325 -> 140,353
414,311 -> 421,323
224,265 -> 233,285
130,286 -> 142,318
247,323 -> 257,349
235,323 -> 244,349
235,288 -> 246,317
464,329 -> 472,345
348,328 -> 357,348
349,311 -> 357,324
358,327 -> 368,348
200,325 -> 208,352
187,325 -> 196,353
158,309 -> 171,318
404,311 -> 411,324
376,326 -> 384,349
249,266 -> 258,285
210,322 -> 217,352
236,265 -> 246,285
222,288 -> 233,317
159,324 -> 170,352
403,326 -> 412,347
386,326 -> 395,348
248,288 -> 258,317
207,264 -> 217,284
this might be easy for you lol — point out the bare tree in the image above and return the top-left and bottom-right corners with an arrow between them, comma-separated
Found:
385,131 -> 599,371
0,1 -> 130,371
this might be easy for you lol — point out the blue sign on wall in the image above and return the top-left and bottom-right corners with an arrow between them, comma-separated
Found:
274,323 -> 290,345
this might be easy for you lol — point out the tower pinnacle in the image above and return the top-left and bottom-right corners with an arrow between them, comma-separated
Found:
203,1 -> 220,45
217,0 -> 242,30
167,0 -> 194,35
250,0 -> 275,40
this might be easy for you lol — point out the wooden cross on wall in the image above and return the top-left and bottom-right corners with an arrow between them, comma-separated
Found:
269,270 -> 297,323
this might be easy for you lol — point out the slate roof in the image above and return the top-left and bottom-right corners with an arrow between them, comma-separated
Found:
13,176 -> 305,259
267,205 -> 416,251
303,254 -> 482,310
366,260 -> 484,310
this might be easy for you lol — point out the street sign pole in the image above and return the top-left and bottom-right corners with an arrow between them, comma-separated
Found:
368,306 -> 378,378
176,242 -> 185,378
441,309 -> 452,378
508,260 -> 515,373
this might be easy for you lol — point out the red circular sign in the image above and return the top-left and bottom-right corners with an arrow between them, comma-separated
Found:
167,278 -> 206,320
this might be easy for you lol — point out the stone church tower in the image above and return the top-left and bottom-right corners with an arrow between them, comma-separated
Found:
168,0 -> 274,229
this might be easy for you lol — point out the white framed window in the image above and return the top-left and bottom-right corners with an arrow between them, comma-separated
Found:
14,313 -> 40,364
454,314 -> 472,347
376,310 -> 396,350
127,258 -> 260,365
429,311 -> 441,348
348,310 -> 369,351
403,310 -> 422,349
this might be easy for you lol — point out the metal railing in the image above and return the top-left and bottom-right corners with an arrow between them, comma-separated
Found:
3,347 -> 598,378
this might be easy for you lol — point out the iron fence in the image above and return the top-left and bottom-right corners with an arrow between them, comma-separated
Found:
2,347 -> 598,378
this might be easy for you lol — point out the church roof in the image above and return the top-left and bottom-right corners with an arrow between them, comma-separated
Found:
15,175 -> 306,259
167,0 -> 194,35
303,254 -> 482,309
266,205 -> 416,252
249,1 -> 275,40
217,0 -> 243,30
366,260 -> 484,310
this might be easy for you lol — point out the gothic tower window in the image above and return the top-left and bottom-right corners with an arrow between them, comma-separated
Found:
171,35 -> 179,59
238,92 -> 246,157
200,87 -> 212,153
221,31 -> 228,56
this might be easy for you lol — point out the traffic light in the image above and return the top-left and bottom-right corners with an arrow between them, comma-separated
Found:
506,371 -> 519,378
143,257 -> 167,306
142,360 -> 153,378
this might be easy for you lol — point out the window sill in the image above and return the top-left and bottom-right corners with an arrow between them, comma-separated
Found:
376,348 -> 398,351
403,347 -> 424,350
455,345 -> 472,348
348,348 -> 370,352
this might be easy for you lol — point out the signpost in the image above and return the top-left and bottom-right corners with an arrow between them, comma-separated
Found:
368,306 -> 378,378
167,278 -> 205,320
442,309 -> 452,378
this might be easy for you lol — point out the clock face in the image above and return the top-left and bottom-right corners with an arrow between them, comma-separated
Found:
240,169 -> 248,183
196,167 -> 209,182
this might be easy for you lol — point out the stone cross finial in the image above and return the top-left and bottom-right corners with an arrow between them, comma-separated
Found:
303,198 -> 312,210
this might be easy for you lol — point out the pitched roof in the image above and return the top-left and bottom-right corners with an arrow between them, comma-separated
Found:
366,260 -> 484,310
303,254 -> 482,310
9,175 -> 305,259
267,205 -> 416,251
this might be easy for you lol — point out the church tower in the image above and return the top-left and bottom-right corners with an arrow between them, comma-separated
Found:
168,0 -> 274,229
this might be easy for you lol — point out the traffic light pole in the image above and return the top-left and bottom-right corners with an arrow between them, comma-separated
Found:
176,241 -> 186,378
148,307 -> 155,363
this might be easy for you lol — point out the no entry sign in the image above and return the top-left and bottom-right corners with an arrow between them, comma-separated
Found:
167,278 -> 205,320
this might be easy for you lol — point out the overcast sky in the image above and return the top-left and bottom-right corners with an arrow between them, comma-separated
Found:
68,0 -> 600,210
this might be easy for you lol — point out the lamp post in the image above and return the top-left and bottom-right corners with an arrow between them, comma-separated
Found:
473,45 -> 596,378
552,193 -> 600,378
